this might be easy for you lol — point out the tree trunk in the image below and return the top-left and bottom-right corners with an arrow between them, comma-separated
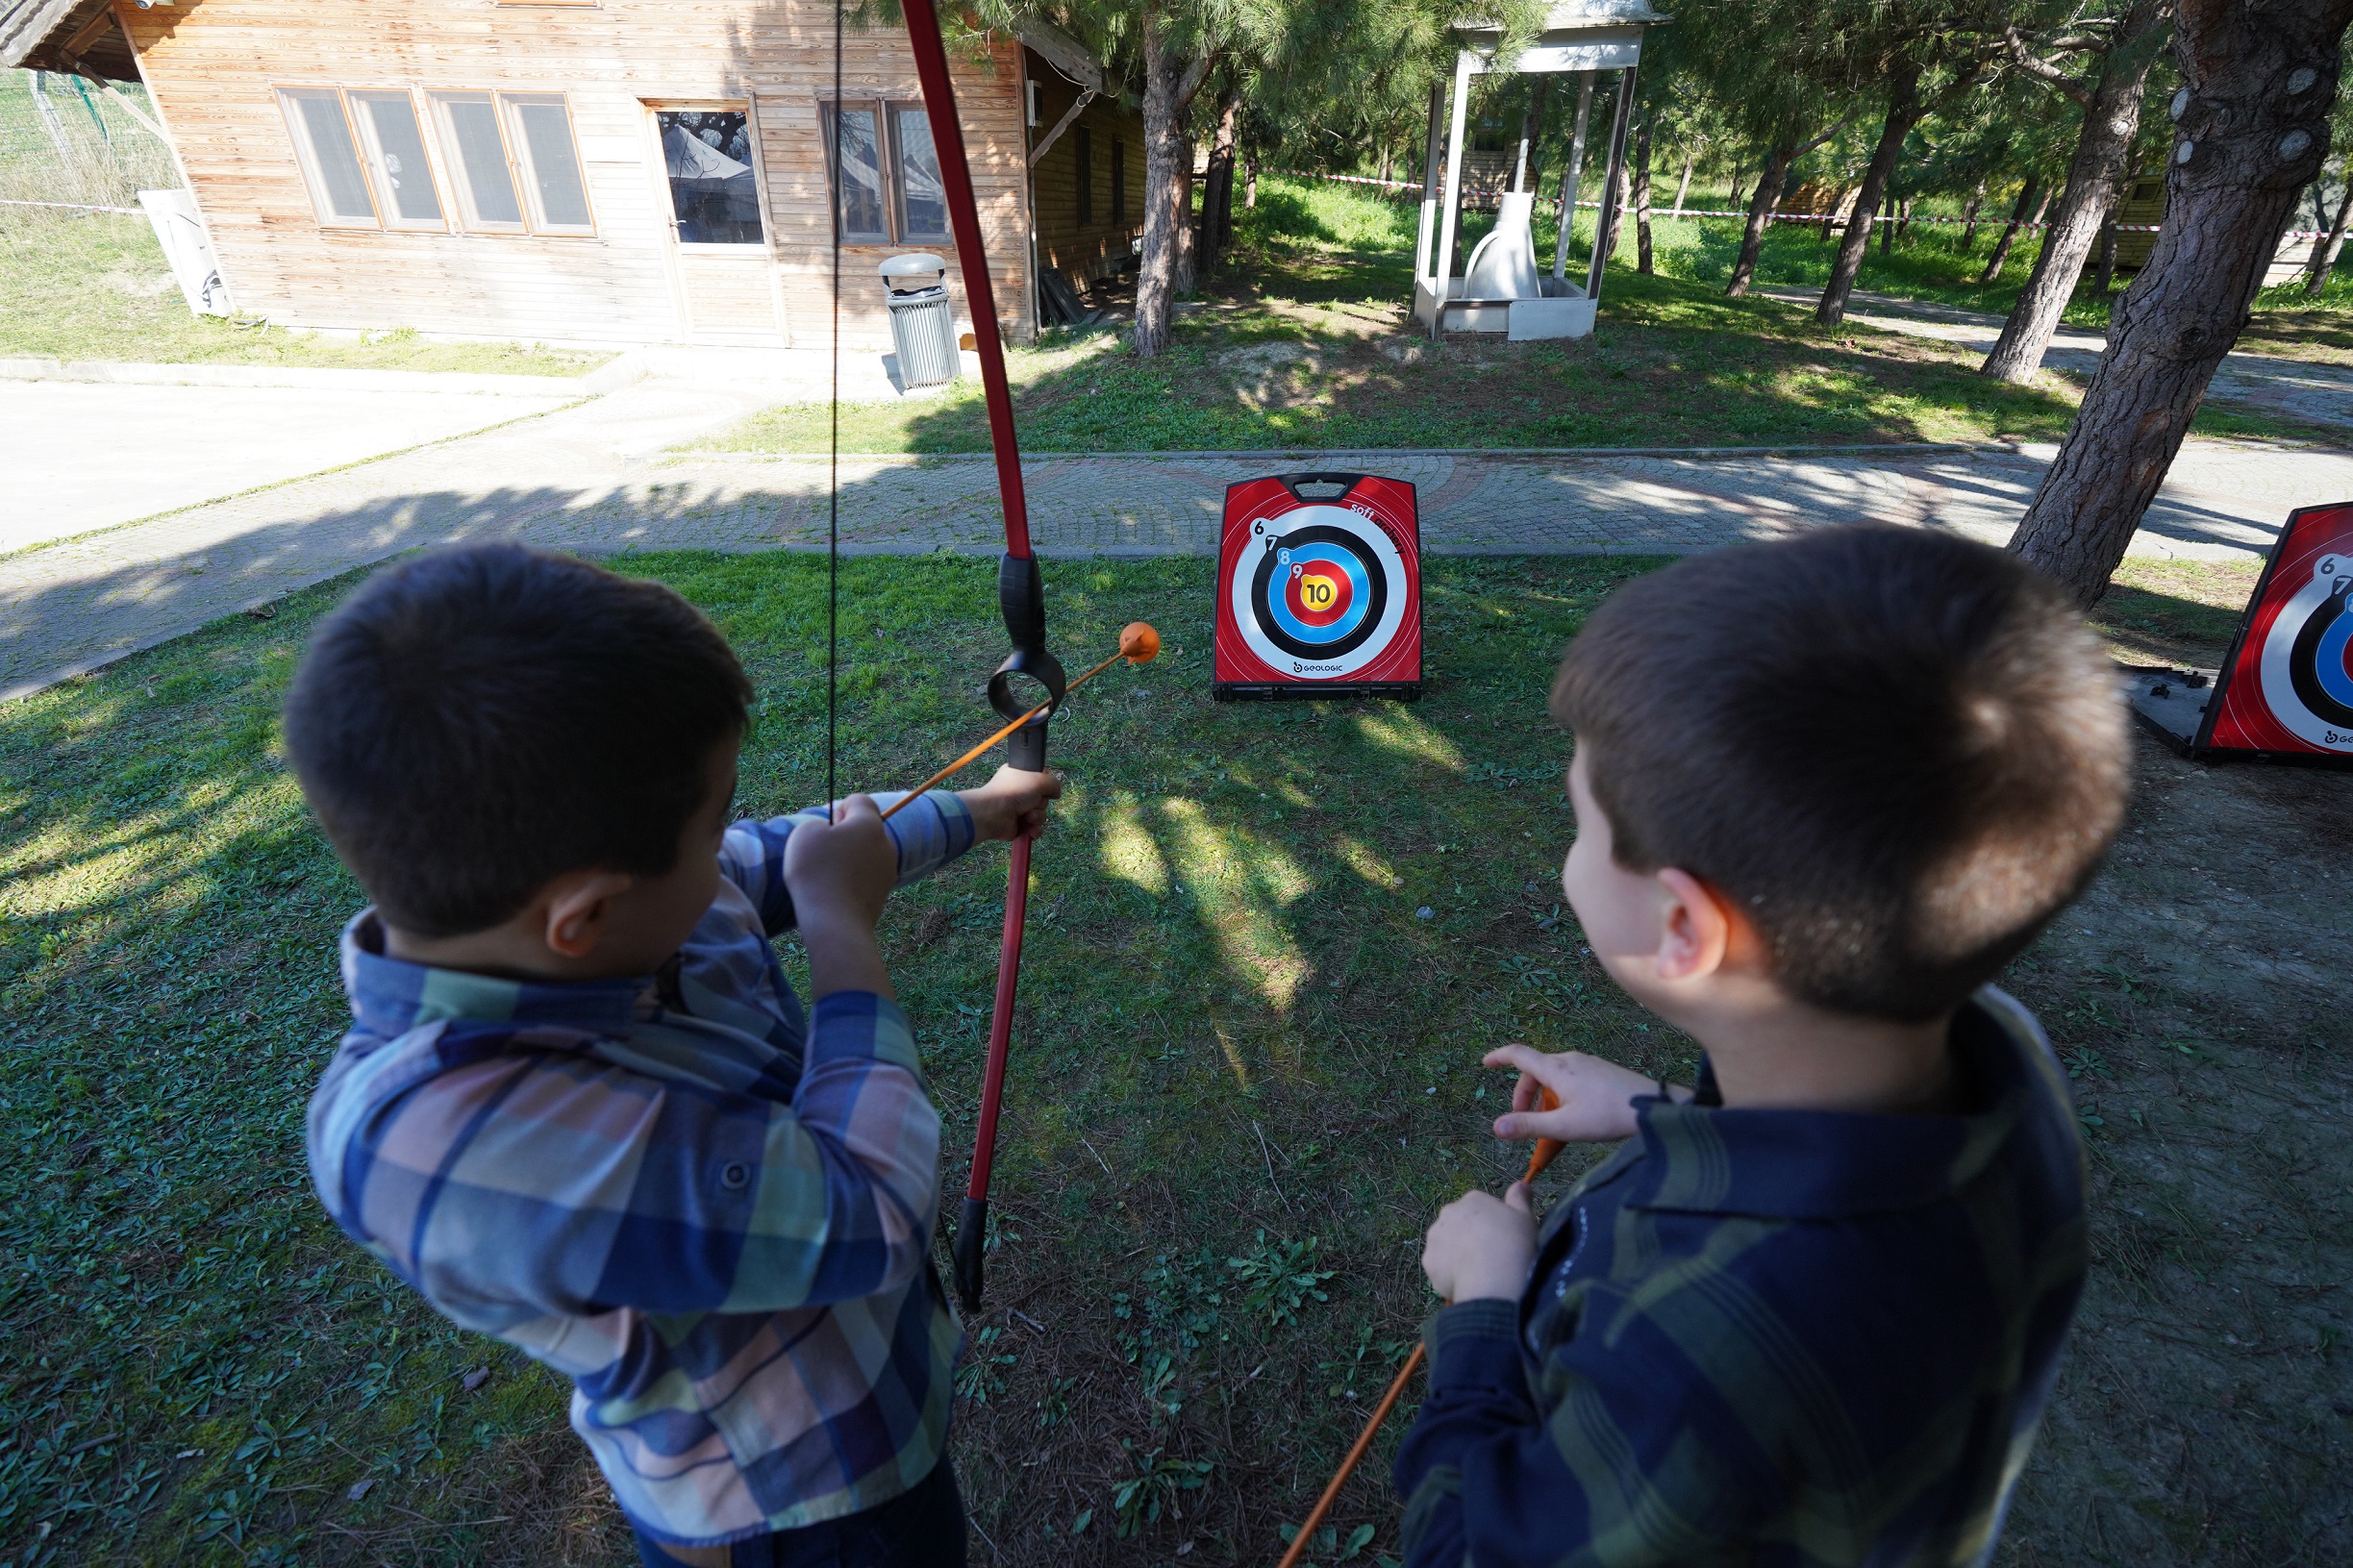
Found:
2093,197 -> 2121,294
1673,146 -> 1694,212
1980,0 -> 2171,383
1962,182 -> 1985,248
2308,179 -> 2353,291
1202,87 -> 1239,272
1727,140 -> 1795,296
1980,175 -> 2046,283
1881,188 -> 1898,255
2008,0 -> 2352,607
1244,155 -> 1258,208
1175,137 -> 1198,293
1898,195 -> 1915,245
1634,112 -> 1655,273
1818,64 -> 1922,324
1135,12 -> 1208,359
1516,77 -> 1551,192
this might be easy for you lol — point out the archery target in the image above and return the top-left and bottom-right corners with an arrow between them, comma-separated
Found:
2256,551 -> 2353,751
1232,507 -> 1410,679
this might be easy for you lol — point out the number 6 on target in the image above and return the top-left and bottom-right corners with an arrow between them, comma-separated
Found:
1214,471 -> 1423,702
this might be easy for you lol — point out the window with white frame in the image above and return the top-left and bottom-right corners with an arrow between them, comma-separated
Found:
278,85 -> 593,236
281,87 -> 442,229
821,98 -> 948,245
429,90 -> 593,235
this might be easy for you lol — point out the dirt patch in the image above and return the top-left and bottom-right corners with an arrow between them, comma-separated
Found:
1993,736 -> 2352,1566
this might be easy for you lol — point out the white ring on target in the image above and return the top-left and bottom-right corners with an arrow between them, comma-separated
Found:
1231,503 -> 1410,679
2258,558 -> 2353,751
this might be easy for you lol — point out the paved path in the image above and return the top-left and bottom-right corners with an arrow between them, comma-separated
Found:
9,376 -> 2351,699
0,380 -> 581,552
1757,287 -> 2353,432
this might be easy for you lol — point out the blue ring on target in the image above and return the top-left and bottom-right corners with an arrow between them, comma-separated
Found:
1249,524 -> 1390,661
1264,544 -> 1371,645
2314,604 -> 2353,709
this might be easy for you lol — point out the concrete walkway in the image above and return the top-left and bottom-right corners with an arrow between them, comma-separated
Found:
1756,287 -> 2353,432
9,380 -> 2352,699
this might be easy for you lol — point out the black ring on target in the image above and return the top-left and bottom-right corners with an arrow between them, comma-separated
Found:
1249,524 -> 1389,661
2289,579 -> 2353,728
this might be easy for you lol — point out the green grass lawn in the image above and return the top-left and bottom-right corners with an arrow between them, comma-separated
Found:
686,177 -> 2323,459
0,210 -> 611,377
3,548 -> 2334,1567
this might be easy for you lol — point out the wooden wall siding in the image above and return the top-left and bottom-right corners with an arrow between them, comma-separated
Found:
1024,49 -> 1141,287
113,0 -> 1033,349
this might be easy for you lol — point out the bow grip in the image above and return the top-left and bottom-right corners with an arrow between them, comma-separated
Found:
989,552 -> 1063,773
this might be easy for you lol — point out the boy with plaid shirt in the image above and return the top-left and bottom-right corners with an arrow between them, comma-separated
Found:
1403,528 -> 2130,1568
292,545 -> 1057,1566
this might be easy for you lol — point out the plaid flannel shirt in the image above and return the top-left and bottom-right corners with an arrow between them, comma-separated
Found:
1395,987 -> 2089,1568
307,792 -> 975,1547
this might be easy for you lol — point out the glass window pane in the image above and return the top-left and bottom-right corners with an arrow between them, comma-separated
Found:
513,97 -> 590,230
291,91 -> 374,221
440,95 -> 522,227
832,106 -> 886,240
892,106 -> 947,241
658,109 -> 763,244
355,92 -> 441,222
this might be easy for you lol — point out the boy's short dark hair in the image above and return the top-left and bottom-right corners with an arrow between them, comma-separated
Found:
285,545 -> 751,937
1552,527 -> 2128,1022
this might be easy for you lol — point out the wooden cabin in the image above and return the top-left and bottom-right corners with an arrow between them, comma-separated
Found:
2,0 -> 1144,348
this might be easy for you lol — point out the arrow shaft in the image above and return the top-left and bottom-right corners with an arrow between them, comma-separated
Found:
878,642 -> 1130,820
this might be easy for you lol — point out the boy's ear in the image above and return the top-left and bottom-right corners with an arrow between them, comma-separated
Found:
1652,867 -> 1754,983
541,870 -> 637,959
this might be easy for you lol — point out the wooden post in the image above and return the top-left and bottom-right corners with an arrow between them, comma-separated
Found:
1552,72 -> 1593,281
1586,66 -> 1637,300
1431,48 -> 1473,339
1414,81 -> 1445,286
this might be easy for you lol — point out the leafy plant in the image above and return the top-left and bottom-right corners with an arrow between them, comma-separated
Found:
1111,1442 -> 1214,1537
1227,1232 -> 1337,1329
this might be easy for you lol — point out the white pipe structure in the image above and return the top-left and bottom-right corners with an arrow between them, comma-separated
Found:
1552,72 -> 1593,281
1429,48 -> 1474,340
1415,1 -> 1665,342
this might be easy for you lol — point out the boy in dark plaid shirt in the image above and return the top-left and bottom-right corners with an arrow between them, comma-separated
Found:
289,546 -> 1059,1567
1400,528 -> 2130,1568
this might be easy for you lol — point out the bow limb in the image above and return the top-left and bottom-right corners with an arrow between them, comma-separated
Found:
902,0 -> 1055,1314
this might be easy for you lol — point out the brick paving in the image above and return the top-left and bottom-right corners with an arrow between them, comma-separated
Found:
5,369 -> 2348,700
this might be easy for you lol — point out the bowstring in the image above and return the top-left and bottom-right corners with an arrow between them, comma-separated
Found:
825,0 -> 841,824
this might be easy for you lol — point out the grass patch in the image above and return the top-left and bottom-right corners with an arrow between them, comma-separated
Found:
6,550 -> 2347,1566
0,210 -> 612,376
688,176 -> 2323,459
2091,557 -> 2265,667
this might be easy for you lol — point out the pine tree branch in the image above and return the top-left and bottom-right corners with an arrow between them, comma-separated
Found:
2002,26 -> 2096,106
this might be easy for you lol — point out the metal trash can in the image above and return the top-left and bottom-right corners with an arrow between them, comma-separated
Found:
880,253 -> 960,388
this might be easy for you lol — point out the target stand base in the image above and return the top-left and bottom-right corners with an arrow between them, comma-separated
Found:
2127,665 -> 2353,769
1214,471 -> 1423,702
1214,680 -> 1423,703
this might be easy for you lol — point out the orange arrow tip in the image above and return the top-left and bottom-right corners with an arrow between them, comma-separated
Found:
1119,622 -> 1161,663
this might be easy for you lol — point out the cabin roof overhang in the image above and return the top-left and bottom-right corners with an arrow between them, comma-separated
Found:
4,0 -> 139,83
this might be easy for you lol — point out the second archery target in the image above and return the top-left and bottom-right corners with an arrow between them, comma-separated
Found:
2125,500 -> 2353,768
1214,472 -> 1422,701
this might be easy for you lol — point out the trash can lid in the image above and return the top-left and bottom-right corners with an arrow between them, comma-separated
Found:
880,252 -> 948,280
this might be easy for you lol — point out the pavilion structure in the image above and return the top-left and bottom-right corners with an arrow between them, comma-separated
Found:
1413,0 -> 1668,340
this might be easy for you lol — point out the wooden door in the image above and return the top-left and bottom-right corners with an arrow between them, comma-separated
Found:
650,101 -> 785,345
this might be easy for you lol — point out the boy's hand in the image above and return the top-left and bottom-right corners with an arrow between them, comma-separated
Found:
785,795 -> 896,998
958,764 -> 1064,843
1483,1044 -> 1665,1145
1422,1183 -> 1538,1303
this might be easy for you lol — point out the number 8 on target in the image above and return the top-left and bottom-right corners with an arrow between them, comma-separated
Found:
1214,472 -> 1422,702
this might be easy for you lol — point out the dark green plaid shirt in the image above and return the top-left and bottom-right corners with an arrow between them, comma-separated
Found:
1395,988 -> 2087,1568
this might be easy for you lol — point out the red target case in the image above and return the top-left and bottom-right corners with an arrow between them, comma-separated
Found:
1214,472 -> 1422,701
2127,500 -> 2353,768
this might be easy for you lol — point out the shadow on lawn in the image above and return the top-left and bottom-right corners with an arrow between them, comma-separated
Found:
4,548 -> 2346,1567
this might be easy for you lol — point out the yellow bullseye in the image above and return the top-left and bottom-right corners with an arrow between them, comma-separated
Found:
1301,574 -> 1339,611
